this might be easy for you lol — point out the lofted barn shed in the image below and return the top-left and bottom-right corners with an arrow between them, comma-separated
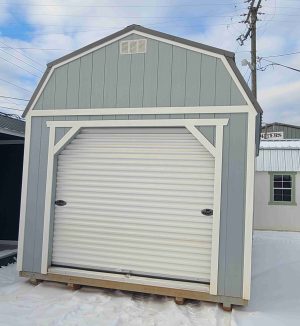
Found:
17,25 -> 262,309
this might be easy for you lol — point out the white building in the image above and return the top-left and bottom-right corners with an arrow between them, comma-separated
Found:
254,140 -> 300,231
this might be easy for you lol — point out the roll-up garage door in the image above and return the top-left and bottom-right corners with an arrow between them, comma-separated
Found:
52,127 -> 215,283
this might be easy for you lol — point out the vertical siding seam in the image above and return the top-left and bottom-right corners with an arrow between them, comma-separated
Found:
102,47 -> 106,107
89,54 -> 93,109
170,45 -> 173,107
154,41 -> 159,108
214,58 -> 217,106
129,54 -> 132,107
155,43 -> 160,107
66,63 -> 71,109
115,43 -> 120,108
183,49 -> 187,108
78,58 -> 82,108
229,78 -> 233,106
198,54 -> 202,107
141,53 -> 145,108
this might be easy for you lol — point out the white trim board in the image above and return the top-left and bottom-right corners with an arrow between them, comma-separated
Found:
49,267 -> 210,293
28,106 -> 251,117
242,111 -> 256,300
46,118 -> 228,128
16,116 -> 31,271
41,118 -> 226,295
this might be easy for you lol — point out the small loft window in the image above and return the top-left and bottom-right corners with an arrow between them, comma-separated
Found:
120,39 -> 147,54
269,172 -> 296,206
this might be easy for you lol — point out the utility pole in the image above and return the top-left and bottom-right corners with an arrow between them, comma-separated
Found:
237,0 -> 263,99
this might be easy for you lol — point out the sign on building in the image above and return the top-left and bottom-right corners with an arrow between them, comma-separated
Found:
261,131 -> 284,140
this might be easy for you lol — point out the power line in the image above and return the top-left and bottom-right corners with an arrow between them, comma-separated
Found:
0,95 -> 29,101
0,39 -> 44,68
258,58 -> 300,72
0,105 -> 24,112
261,51 -> 300,58
0,54 -> 41,78
0,77 -> 32,93
0,48 -> 44,72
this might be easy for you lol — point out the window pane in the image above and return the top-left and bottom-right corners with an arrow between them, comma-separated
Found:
283,181 -> 292,188
283,189 -> 291,196
274,181 -> 282,188
274,194 -> 283,201
274,189 -> 282,195
283,175 -> 292,181
274,175 -> 282,181
283,195 -> 291,202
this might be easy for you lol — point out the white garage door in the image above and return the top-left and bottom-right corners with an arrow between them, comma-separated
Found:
52,127 -> 215,283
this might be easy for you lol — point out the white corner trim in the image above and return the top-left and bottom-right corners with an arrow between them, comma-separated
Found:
28,106 -> 251,117
53,126 -> 80,155
41,126 -> 56,274
243,111 -> 257,300
17,116 -> 31,271
185,124 -> 216,157
46,118 -> 229,128
221,57 -> 257,115
209,125 -> 224,295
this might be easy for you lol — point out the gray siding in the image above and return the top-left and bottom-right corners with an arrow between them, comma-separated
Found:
33,34 -> 246,110
22,113 -> 248,298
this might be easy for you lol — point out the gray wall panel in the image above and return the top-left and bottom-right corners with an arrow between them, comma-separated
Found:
66,60 -> 80,109
200,55 -> 217,106
42,74 -> 55,109
23,117 -> 42,271
78,54 -> 93,109
103,43 -> 118,108
156,42 -> 172,107
216,60 -> 231,106
171,47 -> 186,106
91,50 -> 105,108
54,65 -> 67,109
143,39 -> 158,107
130,53 -> 145,108
185,51 -> 201,106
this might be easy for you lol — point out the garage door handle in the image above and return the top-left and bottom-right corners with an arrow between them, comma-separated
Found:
55,200 -> 67,207
201,208 -> 213,216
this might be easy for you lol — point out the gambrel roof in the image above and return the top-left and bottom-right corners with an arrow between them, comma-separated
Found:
23,24 -> 262,117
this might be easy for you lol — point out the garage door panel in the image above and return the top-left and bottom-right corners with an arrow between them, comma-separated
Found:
52,127 -> 215,283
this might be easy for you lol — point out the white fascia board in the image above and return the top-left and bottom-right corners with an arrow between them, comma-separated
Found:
29,106 -> 251,117
46,119 -> 229,128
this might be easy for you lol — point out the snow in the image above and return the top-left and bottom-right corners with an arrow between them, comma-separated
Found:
0,249 -> 17,259
0,231 -> 299,326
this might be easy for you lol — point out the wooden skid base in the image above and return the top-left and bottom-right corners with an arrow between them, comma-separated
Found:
20,271 -> 247,307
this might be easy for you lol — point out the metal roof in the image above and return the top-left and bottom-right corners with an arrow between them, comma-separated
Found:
0,113 -> 25,137
257,140 -> 300,172
262,122 -> 300,130
22,24 -> 262,117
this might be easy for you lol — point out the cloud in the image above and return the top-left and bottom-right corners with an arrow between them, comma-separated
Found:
0,0 -> 299,124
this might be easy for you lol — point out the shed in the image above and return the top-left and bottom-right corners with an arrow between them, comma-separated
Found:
255,140 -> 300,231
261,122 -> 300,140
17,25 -> 262,309
0,113 -> 24,265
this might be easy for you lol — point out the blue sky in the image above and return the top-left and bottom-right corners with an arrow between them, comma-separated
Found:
0,0 -> 299,124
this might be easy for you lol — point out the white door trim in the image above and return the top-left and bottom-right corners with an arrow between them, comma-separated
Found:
41,118 -> 227,295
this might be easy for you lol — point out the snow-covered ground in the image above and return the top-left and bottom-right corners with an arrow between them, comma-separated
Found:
0,231 -> 299,326
0,249 -> 17,259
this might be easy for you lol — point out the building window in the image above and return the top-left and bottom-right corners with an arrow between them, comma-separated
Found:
269,172 -> 296,205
